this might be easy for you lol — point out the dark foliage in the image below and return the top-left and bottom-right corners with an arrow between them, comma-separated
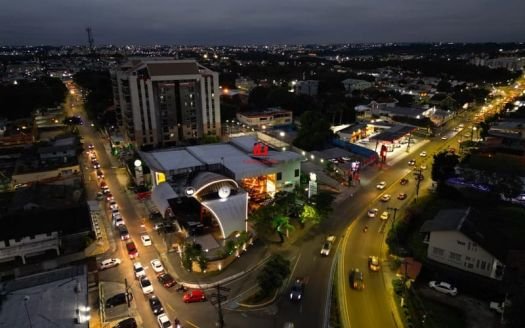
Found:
0,77 -> 67,120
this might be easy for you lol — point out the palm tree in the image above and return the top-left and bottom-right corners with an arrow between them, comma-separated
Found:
272,215 -> 294,243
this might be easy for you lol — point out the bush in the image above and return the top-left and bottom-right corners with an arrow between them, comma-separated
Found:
256,254 -> 290,297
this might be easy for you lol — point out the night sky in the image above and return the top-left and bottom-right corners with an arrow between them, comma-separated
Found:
1,0 -> 524,45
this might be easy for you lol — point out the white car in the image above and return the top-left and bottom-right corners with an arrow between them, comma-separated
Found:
150,259 -> 164,273
320,235 -> 336,256
441,136 -> 447,140
428,281 -> 458,296
380,211 -> 389,220
133,262 -> 146,279
367,208 -> 379,218
99,258 -> 121,270
380,194 -> 391,202
419,151 -> 427,157
140,277 -> 154,294
376,181 -> 386,190
109,200 -> 118,210
114,216 -> 125,227
157,313 -> 172,328
141,234 -> 152,246
420,164 -> 427,170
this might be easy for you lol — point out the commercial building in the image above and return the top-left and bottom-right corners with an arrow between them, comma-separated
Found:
140,135 -> 302,242
420,207 -> 505,280
236,108 -> 293,129
112,59 -> 221,148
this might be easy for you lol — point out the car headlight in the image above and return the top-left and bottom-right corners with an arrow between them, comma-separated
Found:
298,295 -> 301,300
289,293 -> 293,299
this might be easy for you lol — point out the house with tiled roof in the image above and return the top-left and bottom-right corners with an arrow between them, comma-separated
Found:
420,207 -> 505,280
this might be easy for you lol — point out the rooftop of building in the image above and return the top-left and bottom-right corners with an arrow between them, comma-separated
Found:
0,266 -> 88,328
140,135 -> 302,179
370,124 -> 417,142
237,108 -> 293,118
420,207 -> 507,260
0,203 -> 91,240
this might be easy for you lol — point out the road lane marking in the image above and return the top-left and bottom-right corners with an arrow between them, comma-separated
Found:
185,320 -> 200,328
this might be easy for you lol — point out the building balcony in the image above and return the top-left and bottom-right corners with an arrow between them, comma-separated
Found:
0,237 -> 60,263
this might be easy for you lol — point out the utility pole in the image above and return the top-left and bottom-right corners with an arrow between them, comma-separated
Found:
124,278 -> 131,307
387,207 -> 399,228
414,167 -> 423,202
406,132 -> 412,153
210,284 -> 230,327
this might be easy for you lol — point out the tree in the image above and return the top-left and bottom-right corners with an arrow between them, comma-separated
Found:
272,215 -> 294,243
491,174 -> 524,200
431,151 -> 459,182
436,80 -> 452,93
293,111 -> 334,151
299,204 -> 320,224
256,254 -> 291,297
248,86 -> 270,108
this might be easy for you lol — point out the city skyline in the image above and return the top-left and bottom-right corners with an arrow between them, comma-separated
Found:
1,0 -> 525,45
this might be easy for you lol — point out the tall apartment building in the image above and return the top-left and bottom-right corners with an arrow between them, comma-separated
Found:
112,59 -> 221,148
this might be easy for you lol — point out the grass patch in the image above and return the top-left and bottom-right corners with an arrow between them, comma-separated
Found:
241,290 -> 274,305
420,297 -> 465,328
329,281 -> 341,328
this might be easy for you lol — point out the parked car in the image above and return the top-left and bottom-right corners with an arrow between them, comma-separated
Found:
400,178 -> 409,185
367,208 -> 379,218
139,277 -> 154,294
150,259 -> 164,273
380,211 -> 389,220
96,170 -> 104,179
428,281 -> 458,296
148,295 -> 164,315
141,234 -> 152,246
99,258 -> 121,270
380,194 -> 391,202
368,256 -> 380,271
88,144 -> 95,150
320,235 -> 336,256
109,200 -> 118,211
397,192 -> 407,200
183,289 -> 206,303
133,262 -> 146,279
376,181 -> 386,190
156,313 -> 172,328
113,317 -> 137,328
349,268 -> 365,290
114,216 -> 125,227
157,272 -> 176,288
289,278 -> 305,301
105,293 -> 127,308
92,161 -> 101,169
96,192 -> 104,201
118,225 -> 130,240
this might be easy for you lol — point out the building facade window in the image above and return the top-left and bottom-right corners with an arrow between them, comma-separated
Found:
449,252 -> 462,262
276,172 -> 282,181
432,247 -> 445,257
294,169 -> 300,177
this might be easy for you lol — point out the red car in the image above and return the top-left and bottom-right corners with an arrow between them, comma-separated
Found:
183,289 -> 206,303
125,240 -> 138,259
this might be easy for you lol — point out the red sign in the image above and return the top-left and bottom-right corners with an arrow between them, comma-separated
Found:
253,142 -> 269,156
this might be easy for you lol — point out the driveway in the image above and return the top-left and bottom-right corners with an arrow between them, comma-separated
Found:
419,287 -> 501,328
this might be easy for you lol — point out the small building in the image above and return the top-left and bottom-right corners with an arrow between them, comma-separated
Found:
294,80 -> 319,96
420,207 -> 505,280
342,78 -> 373,92
11,136 -> 81,187
236,108 -> 293,129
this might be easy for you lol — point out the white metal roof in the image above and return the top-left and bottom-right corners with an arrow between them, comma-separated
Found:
200,191 -> 248,238
151,182 -> 179,217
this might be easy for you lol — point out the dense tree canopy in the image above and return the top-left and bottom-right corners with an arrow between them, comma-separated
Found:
0,77 -> 67,120
73,70 -> 115,126
293,111 -> 334,151
431,151 -> 460,182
